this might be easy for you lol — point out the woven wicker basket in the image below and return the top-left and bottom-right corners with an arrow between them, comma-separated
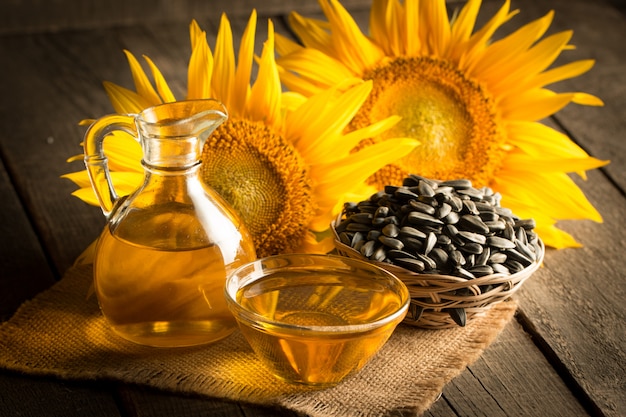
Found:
331,217 -> 544,329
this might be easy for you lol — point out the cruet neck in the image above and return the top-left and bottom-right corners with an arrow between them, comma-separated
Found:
136,99 -> 228,168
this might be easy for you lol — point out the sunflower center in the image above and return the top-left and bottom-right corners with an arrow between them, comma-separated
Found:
200,118 -> 314,257
351,56 -> 503,188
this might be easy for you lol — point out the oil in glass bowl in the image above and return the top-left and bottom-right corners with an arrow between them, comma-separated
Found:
226,254 -> 410,386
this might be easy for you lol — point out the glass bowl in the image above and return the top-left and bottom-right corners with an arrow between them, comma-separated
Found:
224,254 -> 410,387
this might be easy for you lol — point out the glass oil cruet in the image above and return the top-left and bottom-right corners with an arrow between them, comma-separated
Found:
83,99 -> 257,347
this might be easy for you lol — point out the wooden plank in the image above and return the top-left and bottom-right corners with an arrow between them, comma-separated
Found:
516,167 -> 626,417
116,385 -> 302,417
491,2 -> 626,416
0,371 -> 122,417
0,0 -> 372,35
0,34 -> 108,276
439,320 -> 590,417
0,156 -> 56,320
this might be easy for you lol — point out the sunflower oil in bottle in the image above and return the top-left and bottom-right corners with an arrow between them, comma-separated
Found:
84,100 -> 256,347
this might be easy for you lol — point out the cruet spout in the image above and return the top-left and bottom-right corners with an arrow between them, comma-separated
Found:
138,99 -> 228,148
83,99 -> 228,216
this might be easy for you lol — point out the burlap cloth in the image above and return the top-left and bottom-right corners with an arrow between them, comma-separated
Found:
0,264 -> 516,416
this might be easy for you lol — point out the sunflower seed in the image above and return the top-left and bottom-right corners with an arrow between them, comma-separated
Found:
476,246 -> 491,265
360,240 -> 377,257
437,234 -> 452,246
401,236 -> 424,253
441,179 -> 472,189
447,307 -> 467,327
339,232 -> 352,246
487,236 -> 516,249
346,222 -> 372,232
469,265 -> 494,277
407,211 -> 444,227
491,263 -> 510,274
350,212 -> 373,224
424,232 -> 437,255
399,226 -> 427,240
395,187 -> 419,201
515,219 -> 536,230
450,250 -> 466,266
460,242 -> 484,254
351,231 -> 365,246
505,248 -> 533,267
429,247 -> 449,269
435,203 -> 452,219
504,259 -> 525,273
372,245 -> 387,262
386,249 -> 417,260
443,211 -> 461,224
367,230 -> 382,241
374,206 -> 389,218
382,223 -> 399,237
458,230 -> 487,245
489,252 -> 508,264
378,236 -> 404,250
455,268 -> 475,280
458,214 -> 490,234
409,199 -> 436,215
395,257 -> 426,273
415,253 -> 437,270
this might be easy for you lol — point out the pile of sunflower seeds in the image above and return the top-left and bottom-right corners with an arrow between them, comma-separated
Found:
335,175 -> 541,280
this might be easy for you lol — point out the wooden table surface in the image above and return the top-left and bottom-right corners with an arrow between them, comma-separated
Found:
1,0 -> 624,416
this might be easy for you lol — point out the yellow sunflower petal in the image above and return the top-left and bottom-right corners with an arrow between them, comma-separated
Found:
403,0 -> 421,55
143,55 -> 176,103
506,121 -> 592,159
102,130 -> 143,172
103,81 -> 152,114
503,153 -> 608,174
419,0 -> 451,56
370,0 -> 404,56
232,10 -> 257,116
500,89 -> 579,121
529,59 -> 595,90
68,172 -> 144,207
123,50 -> 161,105
494,171 -> 602,222
187,22 -> 213,99
278,48 -> 356,94
246,20 -> 282,129
487,31 -> 574,95
470,11 -> 554,77
275,32 -> 304,56
460,1 -> 518,69
61,170 -> 91,188
212,13 -> 236,110
447,0 -> 481,60
288,11 -> 333,52
292,81 -> 374,160
319,0 -> 385,74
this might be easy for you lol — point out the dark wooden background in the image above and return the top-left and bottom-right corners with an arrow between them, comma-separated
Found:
1,1 -> 624,416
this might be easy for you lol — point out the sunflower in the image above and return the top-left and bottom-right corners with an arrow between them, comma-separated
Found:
63,11 -> 418,257
275,0 -> 608,248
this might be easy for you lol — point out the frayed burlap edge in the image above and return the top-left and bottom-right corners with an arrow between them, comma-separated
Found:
0,264 -> 517,417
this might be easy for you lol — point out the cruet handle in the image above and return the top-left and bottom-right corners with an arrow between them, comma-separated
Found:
83,114 -> 137,217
